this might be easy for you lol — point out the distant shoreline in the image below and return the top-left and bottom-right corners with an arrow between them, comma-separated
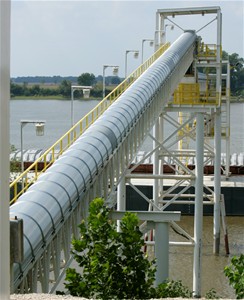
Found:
10,96 -> 102,101
10,96 -> 244,103
230,98 -> 244,103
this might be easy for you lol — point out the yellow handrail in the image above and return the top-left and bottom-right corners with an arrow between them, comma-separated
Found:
9,43 -> 170,205
198,43 -> 222,58
173,83 -> 219,105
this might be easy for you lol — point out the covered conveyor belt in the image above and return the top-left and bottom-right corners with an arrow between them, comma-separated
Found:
10,31 -> 198,292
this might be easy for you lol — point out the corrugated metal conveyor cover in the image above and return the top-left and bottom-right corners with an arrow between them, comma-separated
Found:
10,30 -> 197,283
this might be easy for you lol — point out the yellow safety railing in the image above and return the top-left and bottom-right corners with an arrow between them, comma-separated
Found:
9,43 -> 170,205
198,43 -> 222,59
174,83 -> 200,105
173,83 -> 219,105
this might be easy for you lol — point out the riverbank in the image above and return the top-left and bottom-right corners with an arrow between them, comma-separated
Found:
230,96 -> 244,103
10,96 -> 102,101
10,96 -> 244,102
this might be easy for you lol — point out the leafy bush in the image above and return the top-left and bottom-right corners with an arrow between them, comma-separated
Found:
63,197 -> 220,299
224,254 -> 244,299
64,198 -> 155,299
155,279 -> 192,298
205,288 -> 220,299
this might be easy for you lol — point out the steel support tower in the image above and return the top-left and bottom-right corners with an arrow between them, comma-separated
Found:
153,7 -> 224,297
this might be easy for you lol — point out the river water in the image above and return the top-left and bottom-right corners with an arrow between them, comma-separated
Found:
10,99 -> 244,298
10,99 -> 244,154
10,99 -> 100,150
168,216 -> 243,299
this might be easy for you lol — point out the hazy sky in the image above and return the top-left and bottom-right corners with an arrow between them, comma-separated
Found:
11,0 -> 244,77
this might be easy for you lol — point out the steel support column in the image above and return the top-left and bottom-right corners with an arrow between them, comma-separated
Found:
158,115 -> 164,198
213,7 -> 222,254
117,176 -> 126,231
213,109 -> 221,254
0,1 -> 11,299
193,113 -> 204,297
225,62 -> 231,177
154,222 -> 169,285
153,119 -> 160,208
117,176 -> 126,211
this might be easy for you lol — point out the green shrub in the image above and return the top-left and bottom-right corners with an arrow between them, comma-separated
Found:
62,197 -> 220,299
205,288 -> 220,299
64,198 -> 155,299
224,254 -> 244,299
155,279 -> 192,298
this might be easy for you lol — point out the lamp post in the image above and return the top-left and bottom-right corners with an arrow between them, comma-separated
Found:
163,24 -> 174,43
125,50 -> 139,78
164,24 -> 174,42
102,65 -> 119,99
20,120 -> 46,175
141,39 -> 154,64
155,24 -> 174,47
71,85 -> 92,127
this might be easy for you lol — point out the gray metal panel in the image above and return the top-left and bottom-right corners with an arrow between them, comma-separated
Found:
27,181 -> 68,220
60,149 -> 98,181
94,115 -> 125,143
81,131 -> 113,160
88,123 -> 118,149
48,163 -> 84,199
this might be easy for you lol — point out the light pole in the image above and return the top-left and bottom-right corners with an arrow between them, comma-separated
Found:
155,24 -> 174,47
162,24 -> 174,43
164,24 -> 174,42
141,39 -> 154,64
20,120 -> 45,175
125,50 -> 139,78
71,85 -> 92,127
102,65 -> 119,99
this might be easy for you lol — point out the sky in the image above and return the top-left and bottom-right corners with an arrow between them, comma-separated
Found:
11,0 -> 244,78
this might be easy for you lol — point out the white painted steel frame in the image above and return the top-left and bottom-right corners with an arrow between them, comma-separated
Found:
213,7 -> 222,255
152,6 -> 223,297
193,113 -> 205,297
225,61 -> 231,177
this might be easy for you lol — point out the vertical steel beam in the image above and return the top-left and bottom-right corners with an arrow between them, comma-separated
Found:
159,115 -> 164,197
0,1 -> 11,299
153,119 -> 160,208
225,62 -> 231,177
213,7 -> 222,254
214,109 -> 221,254
117,176 -> 126,231
117,176 -> 126,211
154,11 -> 160,50
154,222 -> 169,285
160,14 -> 166,45
193,113 -> 204,297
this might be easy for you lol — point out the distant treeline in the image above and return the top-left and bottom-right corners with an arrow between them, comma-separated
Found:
10,74 -> 122,99
10,51 -> 244,99
11,76 -> 78,85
